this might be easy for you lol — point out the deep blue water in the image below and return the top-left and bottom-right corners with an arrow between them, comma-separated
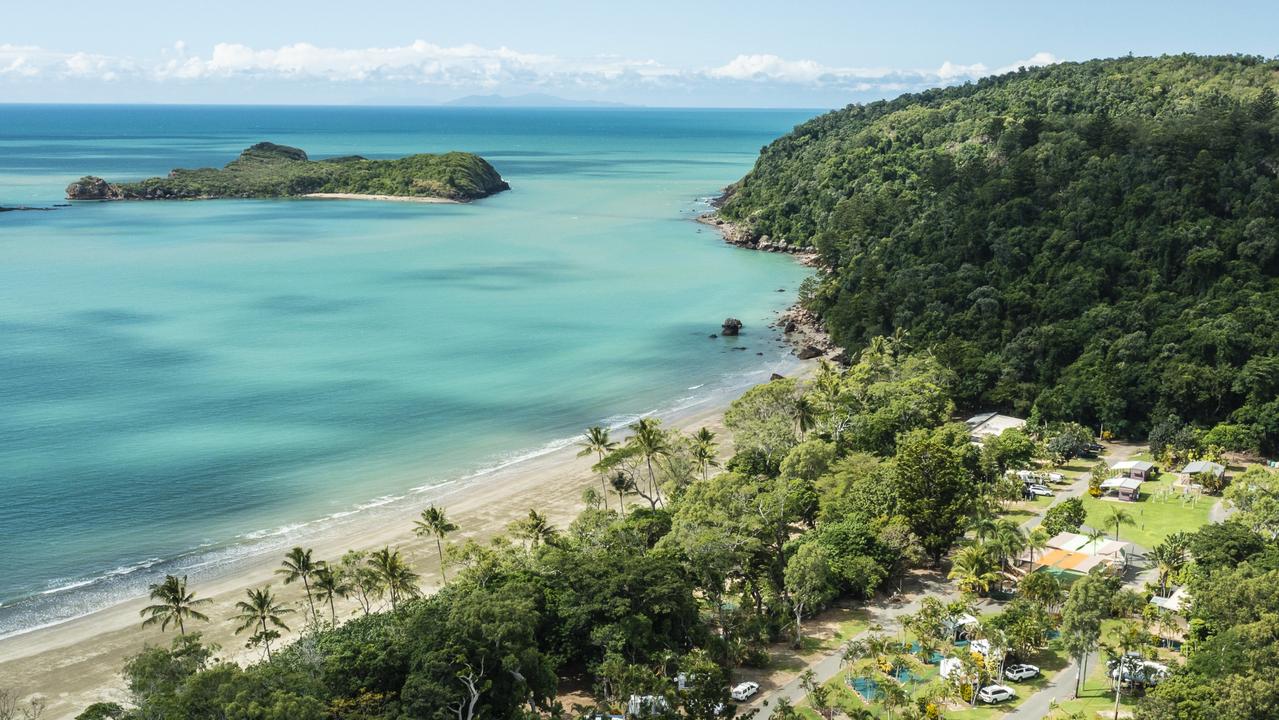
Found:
0,105 -> 816,636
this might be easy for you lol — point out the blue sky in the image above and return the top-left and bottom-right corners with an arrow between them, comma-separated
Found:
3,0 -> 1277,107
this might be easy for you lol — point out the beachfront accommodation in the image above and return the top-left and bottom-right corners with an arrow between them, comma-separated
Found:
1022,531 -> 1132,580
1100,476 -> 1143,502
965,412 -> 1027,443
1111,460 -> 1156,481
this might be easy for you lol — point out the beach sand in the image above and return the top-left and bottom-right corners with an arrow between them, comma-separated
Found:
0,395 -> 749,719
300,193 -> 460,203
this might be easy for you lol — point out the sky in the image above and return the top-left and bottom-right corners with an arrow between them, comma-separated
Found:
2,0 -> 1277,107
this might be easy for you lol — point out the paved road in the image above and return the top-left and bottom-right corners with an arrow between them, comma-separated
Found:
746,573 -> 958,711
1008,651 -> 1099,719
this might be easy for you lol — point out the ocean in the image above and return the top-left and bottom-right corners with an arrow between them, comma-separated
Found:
0,105 -> 816,637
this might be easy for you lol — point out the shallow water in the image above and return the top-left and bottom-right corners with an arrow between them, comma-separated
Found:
0,105 -> 815,636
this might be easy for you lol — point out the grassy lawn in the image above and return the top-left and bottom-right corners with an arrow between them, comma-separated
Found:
1082,471 -> 1213,549
1047,619 -> 1181,719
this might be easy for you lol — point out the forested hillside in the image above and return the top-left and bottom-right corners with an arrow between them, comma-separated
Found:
720,54 -> 1279,449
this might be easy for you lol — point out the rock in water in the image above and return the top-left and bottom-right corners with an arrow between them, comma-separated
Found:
796,345 -> 823,360
721,318 -> 743,336
65,176 -> 118,200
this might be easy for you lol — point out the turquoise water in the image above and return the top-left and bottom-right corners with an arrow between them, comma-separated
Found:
0,106 -> 815,637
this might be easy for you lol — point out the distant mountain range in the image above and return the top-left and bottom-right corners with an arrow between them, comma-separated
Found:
441,93 -> 632,108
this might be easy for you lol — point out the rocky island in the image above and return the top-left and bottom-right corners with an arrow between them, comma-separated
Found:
66,142 -> 510,202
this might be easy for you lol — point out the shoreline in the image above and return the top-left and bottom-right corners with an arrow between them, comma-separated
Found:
0,203 -> 833,720
0,366 -> 809,720
0,397 -> 715,715
299,192 -> 461,204
698,210 -> 846,365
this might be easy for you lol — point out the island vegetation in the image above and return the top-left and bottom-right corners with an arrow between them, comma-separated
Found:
65,142 -> 509,202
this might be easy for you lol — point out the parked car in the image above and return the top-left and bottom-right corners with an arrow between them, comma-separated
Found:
1027,484 -> 1054,497
1004,664 -> 1041,681
1047,472 -> 1064,483
977,685 -> 1017,704
730,682 -> 759,701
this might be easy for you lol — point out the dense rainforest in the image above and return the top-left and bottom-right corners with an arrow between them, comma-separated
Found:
719,54 -> 1279,450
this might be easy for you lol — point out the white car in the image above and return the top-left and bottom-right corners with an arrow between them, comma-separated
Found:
1004,663 -> 1040,681
1047,472 -> 1065,483
730,682 -> 759,701
977,685 -> 1017,704
1027,484 -> 1054,497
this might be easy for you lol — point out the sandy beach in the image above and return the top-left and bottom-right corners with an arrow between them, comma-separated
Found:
300,193 -> 460,203
0,393 -> 752,719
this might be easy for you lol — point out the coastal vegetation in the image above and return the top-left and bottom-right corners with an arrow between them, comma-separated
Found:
65,142 -> 510,202
19,53 -> 1276,720
718,54 -> 1279,451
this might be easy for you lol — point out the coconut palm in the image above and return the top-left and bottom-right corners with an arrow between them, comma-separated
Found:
991,520 -> 1027,569
276,547 -> 324,625
609,471 -> 633,512
968,515 -> 999,543
368,547 -> 419,611
577,426 -> 618,511
231,586 -> 293,660
1149,533 -> 1189,597
1107,506 -> 1134,541
1026,526 -> 1051,567
311,566 -> 351,624
948,545 -> 1000,597
139,574 -> 211,635
793,395 -> 817,439
628,418 -> 670,506
414,505 -> 459,584
1085,526 -> 1108,555
691,427 -> 720,481
510,508 -> 557,549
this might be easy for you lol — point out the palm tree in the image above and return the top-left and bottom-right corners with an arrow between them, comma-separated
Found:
231,586 -> 293,660
1149,533 -> 1188,597
1107,506 -> 1134,541
628,418 -> 670,507
948,545 -> 1000,597
968,515 -> 999,543
368,547 -> 419,611
793,395 -> 816,440
139,574 -> 211,635
1026,526 -> 1051,568
991,520 -> 1027,569
1085,526 -> 1108,555
609,471 -> 633,512
414,505 -> 459,584
311,566 -> 351,624
691,427 -> 720,481
577,426 -> 618,511
510,509 -> 557,549
276,547 -> 324,625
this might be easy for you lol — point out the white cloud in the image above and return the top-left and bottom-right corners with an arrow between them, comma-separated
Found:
996,51 -> 1061,74
0,41 -> 1061,99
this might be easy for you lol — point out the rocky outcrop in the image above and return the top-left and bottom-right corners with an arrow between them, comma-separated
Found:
696,213 -> 819,266
773,305 -> 848,365
796,346 -> 823,360
65,176 -> 121,200
721,318 -> 743,336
